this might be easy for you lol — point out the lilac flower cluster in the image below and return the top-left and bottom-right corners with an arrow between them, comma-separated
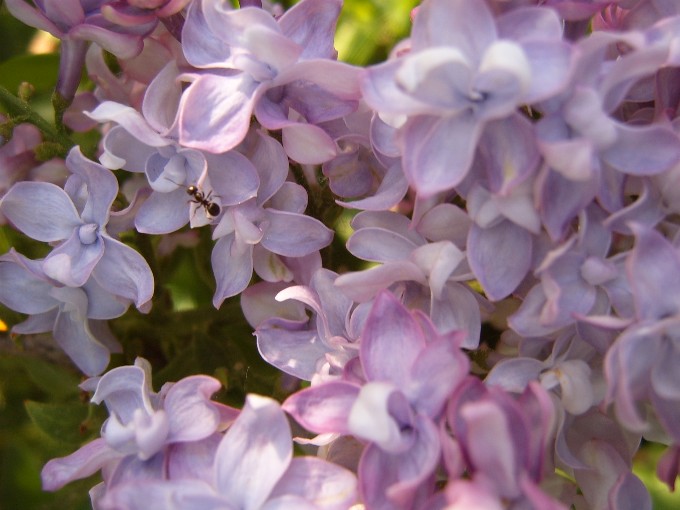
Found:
1,0 -> 680,508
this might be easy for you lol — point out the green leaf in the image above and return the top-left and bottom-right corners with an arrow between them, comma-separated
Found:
0,53 -> 59,96
24,401 -> 90,445
18,356 -> 81,399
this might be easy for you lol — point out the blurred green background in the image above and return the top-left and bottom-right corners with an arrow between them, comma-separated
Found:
0,1 -> 678,509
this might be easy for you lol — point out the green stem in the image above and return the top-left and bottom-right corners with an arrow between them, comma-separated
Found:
0,85 -> 74,154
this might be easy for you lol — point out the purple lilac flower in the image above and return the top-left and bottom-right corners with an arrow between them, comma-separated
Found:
335,210 -> 481,349
210,182 -> 333,307
0,249 -> 125,375
41,358 -> 239,494
0,146 -> 154,308
178,0 -> 361,161
95,392 -> 358,510
5,0 -> 156,102
87,98 -> 260,233
284,291 -> 469,508
254,268 -> 367,382
442,377 -> 566,509
604,224 -> 680,442
361,0 -> 573,196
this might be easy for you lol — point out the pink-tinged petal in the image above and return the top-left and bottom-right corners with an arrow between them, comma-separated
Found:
262,496 -> 318,510
361,291 -> 426,384
411,0 -> 496,54
282,381 -> 359,435
608,471 -> 652,510
461,400 -> 519,498
627,224 -> 680,320
87,101 -> 169,148
261,210 -> 333,257
211,235 -> 254,307
276,60 -> 361,100
256,319 -> 331,380
270,457 -> 358,509
445,479 -> 504,510
69,24 -> 143,59
359,416 -> 440,509
214,395 -> 291,508
603,123 -> 680,175
347,227 -> 419,263
165,376 -> 223,443
280,124 -> 337,164
53,306 -> 112,376
402,112 -> 482,197
179,73 -> 259,154
408,338 -> 469,417
467,220 -> 532,301
334,262 -> 427,303
278,0 -> 341,59
96,237 -> 154,309
43,232 -> 104,287
1,182 -> 81,241
518,475 -> 568,510
573,440 -> 630,510
43,0 -> 84,28
657,444 -> 680,492
4,0 -> 62,36
42,439 -> 120,491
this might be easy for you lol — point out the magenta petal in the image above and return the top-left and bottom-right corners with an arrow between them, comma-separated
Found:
467,220 -> 532,301
214,395 -> 291,506
42,439 -> 120,491
283,381 -> 359,435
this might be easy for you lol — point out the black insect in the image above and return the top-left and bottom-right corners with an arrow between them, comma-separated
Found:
186,185 -> 221,217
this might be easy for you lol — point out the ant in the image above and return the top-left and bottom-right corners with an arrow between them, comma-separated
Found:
186,185 -> 221,217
